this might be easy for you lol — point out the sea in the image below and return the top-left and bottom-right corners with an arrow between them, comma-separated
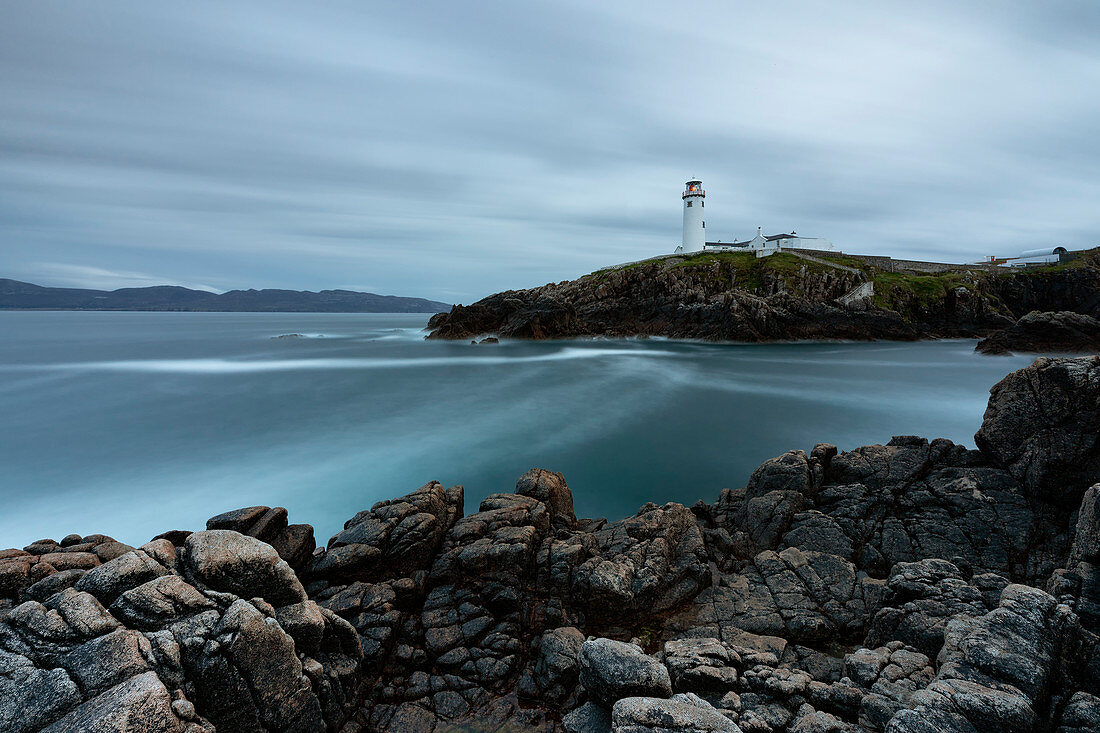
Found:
0,312 -> 1037,548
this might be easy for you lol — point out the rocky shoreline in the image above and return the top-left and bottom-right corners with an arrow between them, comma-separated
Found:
4,357 -> 1100,732
425,251 -> 1100,344
975,310 -> 1100,355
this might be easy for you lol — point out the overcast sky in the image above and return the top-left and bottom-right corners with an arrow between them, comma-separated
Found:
2,1 -> 1099,302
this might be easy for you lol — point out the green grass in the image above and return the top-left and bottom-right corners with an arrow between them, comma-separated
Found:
667,251 -> 758,269
670,251 -> 836,275
582,255 -> 674,283
872,271 -> 972,310
817,253 -> 873,270
585,250 -> 866,295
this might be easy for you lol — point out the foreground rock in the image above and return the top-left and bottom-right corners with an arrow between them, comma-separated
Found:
1,533 -> 362,733
975,355 -> 1100,506
3,357 -> 1100,732
975,310 -> 1100,355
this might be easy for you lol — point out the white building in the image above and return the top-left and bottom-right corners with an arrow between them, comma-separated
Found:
673,179 -> 831,256
703,228 -> 833,254
997,246 -> 1067,268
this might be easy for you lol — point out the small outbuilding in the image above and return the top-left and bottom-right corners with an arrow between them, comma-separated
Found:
1000,246 -> 1068,267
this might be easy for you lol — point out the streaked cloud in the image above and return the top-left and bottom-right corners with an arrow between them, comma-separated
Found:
1,1 -> 1098,301
23,263 -> 220,293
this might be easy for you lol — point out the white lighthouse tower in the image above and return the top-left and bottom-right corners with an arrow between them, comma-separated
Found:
681,179 -> 705,252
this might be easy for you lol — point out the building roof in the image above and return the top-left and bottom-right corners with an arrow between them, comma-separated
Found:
1019,246 -> 1067,258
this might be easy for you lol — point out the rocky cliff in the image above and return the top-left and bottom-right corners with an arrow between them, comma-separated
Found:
3,357 -> 1100,732
425,250 -> 1100,342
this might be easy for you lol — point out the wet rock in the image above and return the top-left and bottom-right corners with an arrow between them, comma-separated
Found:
580,639 -> 673,706
611,693 -> 741,733
865,560 -> 987,659
206,505 -> 317,572
789,708 -> 856,733
975,356 -> 1100,505
109,575 -> 213,629
59,628 -> 152,697
567,501 -> 711,622
529,626 -> 585,703
1057,691 -> 1100,732
563,701 -> 612,733
75,549 -> 169,606
841,642 -> 933,731
308,480 -> 463,584
40,671 -> 200,732
0,652 -> 81,733
746,451 -> 814,499
26,568 -> 86,601
667,547 -> 885,645
975,311 -> 1100,355
663,638 -> 741,692
885,583 -> 1087,733
183,529 -> 306,607
516,468 -> 577,530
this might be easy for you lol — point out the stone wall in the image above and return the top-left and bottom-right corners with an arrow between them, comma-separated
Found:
790,248 -> 991,274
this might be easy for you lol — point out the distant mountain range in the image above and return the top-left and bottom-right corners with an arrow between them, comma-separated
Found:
0,278 -> 451,313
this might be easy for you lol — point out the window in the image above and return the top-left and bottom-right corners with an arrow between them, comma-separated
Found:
702,221 -> 705,228
701,201 -> 704,207
686,201 -> 692,207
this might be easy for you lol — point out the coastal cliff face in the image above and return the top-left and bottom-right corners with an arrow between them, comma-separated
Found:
425,251 -> 1100,342
4,357 -> 1100,732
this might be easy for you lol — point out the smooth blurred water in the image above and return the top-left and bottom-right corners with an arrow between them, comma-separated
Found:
0,312 -> 1036,548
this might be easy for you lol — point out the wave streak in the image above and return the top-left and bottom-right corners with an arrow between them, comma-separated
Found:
4,347 -> 678,375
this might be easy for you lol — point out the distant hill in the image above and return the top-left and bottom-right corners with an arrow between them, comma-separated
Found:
0,278 -> 452,313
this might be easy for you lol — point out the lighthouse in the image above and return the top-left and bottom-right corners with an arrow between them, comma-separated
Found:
682,179 -> 705,252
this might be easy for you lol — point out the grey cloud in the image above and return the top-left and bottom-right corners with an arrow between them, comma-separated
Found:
1,1 -> 1098,300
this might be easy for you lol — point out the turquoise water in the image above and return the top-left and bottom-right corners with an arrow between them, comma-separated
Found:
0,312 -> 1035,548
